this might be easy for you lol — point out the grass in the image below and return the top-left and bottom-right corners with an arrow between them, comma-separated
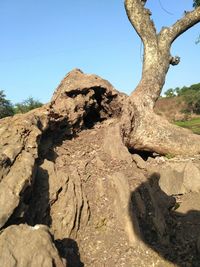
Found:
174,117 -> 200,135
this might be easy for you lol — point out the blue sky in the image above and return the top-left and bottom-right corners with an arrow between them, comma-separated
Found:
0,0 -> 199,104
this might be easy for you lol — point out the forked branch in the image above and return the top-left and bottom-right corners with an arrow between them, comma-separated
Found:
159,6 -> 200,45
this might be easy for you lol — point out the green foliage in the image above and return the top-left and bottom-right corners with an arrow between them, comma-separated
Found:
175,117 -> 200,135
183,90 -> 200,114
174,87 -> 181,95
0,91 -> 43,118
164,87 -> 181,97
193,0 -> 200,8
0,90 -> 14,119
179,84 -> 200,114
165,153 -> 175,159
165,83 -> 200,114
164,88 -> 176,98
14,97 -> 43,114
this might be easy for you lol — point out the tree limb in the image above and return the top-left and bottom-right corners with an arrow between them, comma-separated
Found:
124,0 -> 157,46
159,7 -> 200,45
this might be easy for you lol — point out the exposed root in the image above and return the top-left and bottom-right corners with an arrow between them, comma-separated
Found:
121,101 -> 200,156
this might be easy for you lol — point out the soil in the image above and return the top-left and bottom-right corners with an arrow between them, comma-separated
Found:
47,118 -> 200,267
51,119 -> 173,267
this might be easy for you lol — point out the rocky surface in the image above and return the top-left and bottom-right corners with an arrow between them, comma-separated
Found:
0,224 -> 65,267
0,69 -> 124,229
1,69 -> 200,266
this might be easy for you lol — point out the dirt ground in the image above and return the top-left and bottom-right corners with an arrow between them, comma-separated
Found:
44,118 -> 200,267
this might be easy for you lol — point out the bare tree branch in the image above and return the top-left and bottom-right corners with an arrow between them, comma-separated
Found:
159,7 -> 200,45
124,0 -> 157,47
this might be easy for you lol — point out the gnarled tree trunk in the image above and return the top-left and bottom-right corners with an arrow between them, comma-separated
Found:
121,0 -> 200,156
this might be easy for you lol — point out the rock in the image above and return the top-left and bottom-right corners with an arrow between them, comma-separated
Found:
50,167 -> 90,239
0,69 -> 124,228
176,192 -> 200,214
159,167 -> 186,195
109,172 -> 140,246
132,154 -> 147,169
183,161 -> 200,192
95,156 -> 104,168
155,156 -> 166,164
165,161 -> 186,173
51,69 -> 126,129
0,112 -> 48,228
103,123 -> 132,163
0,224 -> 65,267
25,160 -> 90,240
152,160 -> 200,196
146,156 -> 155,164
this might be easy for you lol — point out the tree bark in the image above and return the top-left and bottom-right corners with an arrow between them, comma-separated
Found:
121,0 -> 200,156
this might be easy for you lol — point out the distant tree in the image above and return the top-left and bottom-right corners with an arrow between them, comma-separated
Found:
194,0 -> 200,8
0,90 -> 14,119
177,86 -> 189,96
180,83 -> 200,114
167,83 -> 200,114
183,89 -> 200,114
178,84 -> 200,95
164,89 -> 175,98
14,97 -> 43,114
190,83 -> 200,91
174,87 -> 181,96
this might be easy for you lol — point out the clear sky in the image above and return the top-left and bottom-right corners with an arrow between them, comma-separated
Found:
0,0 -> 199,104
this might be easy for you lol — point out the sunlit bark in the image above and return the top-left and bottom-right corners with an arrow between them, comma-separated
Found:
121,0 -> 200,155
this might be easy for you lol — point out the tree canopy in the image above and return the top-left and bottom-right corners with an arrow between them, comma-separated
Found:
0,90 -> 14,119
165,83 -> 200,114
194,0 -> 200,8
164,89 -> 176,98
14,97 -> 43,114
0,94 -> 43,119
